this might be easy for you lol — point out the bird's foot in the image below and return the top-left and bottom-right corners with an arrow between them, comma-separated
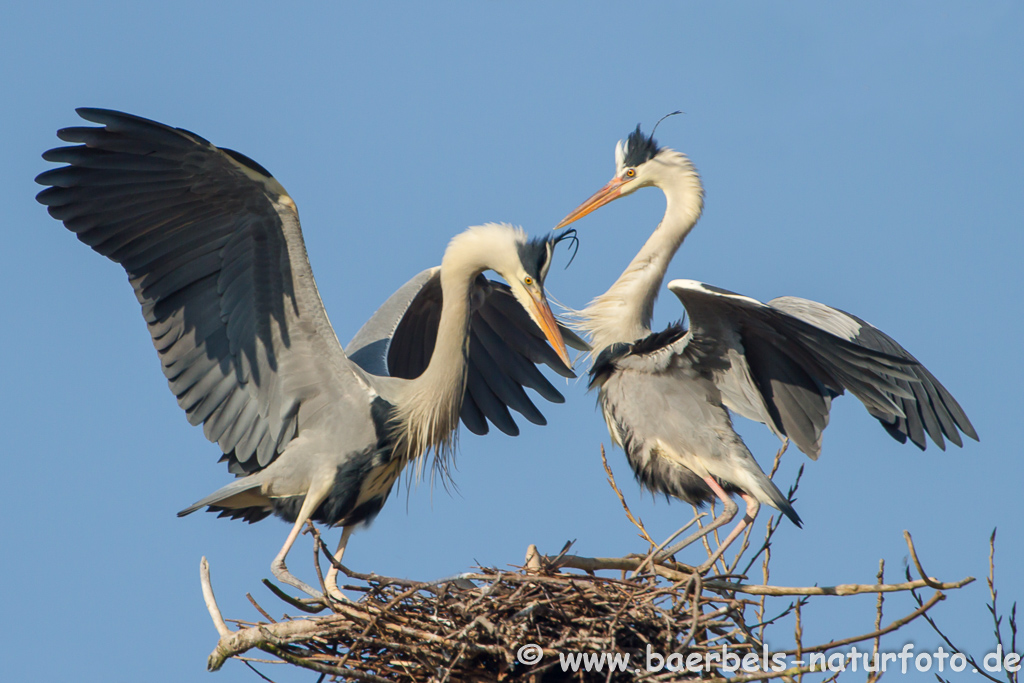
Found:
655,526 -> 711,562
656,496 -> 738,563
271,558 -> 324,600
323,569 -> 354,604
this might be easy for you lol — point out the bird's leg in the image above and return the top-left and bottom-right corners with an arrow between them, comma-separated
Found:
324,525 -> 354,602
656,476 -> 738,562
697,494 -> 760,573
270,487 -> 330,599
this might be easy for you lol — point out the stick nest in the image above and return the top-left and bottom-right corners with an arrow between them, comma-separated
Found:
204,537 -> 976,682
212,559 -> 761,682
201,454 -> 997,682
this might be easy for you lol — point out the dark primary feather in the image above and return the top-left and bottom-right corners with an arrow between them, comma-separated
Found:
36,108 -> 349,476
668,281 -> 943,460
346,269 -> 585,437
482,283 -> 588,367
740,330 -> 835,458
220,147 -> 275,178
768,296 -> 978,451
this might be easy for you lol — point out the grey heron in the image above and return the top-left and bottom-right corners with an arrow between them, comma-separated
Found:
556,125 -> 977,569
36,108 -> 580,599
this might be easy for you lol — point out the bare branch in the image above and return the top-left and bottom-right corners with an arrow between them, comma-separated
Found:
903,530 -> 944,589
200,557 -> 231,639
601,444 -> 655,545
536,552 -> 973,595
782,591 -> 947,655
194,473 -> 984,682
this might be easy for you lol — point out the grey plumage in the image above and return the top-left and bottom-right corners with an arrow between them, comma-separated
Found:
587,280 -> 928,524
557,125 -> 976,568
768,296 -> 977,451
37,108 -> 576,598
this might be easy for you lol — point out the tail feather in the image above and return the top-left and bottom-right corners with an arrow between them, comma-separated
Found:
177,478 -> 266,517
750,470 -> 802,528
772,490 -> 802,528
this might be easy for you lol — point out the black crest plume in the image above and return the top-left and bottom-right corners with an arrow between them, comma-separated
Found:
622,126 -> 660,168
553,227 -> 580,269
622,111 -> 682,168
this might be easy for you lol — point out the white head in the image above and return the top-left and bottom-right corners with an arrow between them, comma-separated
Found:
441,223 -> 571,367
555,125 -> 701,229
554,125 -> 706,352
392,223 -> 572,475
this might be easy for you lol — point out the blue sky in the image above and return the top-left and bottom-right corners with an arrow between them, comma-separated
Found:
2,3 -> 1021,681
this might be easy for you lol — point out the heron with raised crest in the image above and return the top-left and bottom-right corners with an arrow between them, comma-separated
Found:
556,123 -> 977,570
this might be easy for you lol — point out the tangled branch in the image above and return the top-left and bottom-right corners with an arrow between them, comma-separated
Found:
196,461 -> 988,681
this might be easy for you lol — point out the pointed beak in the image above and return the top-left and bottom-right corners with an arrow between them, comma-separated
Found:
528,290 -> 572,369
554,176 -> 627,229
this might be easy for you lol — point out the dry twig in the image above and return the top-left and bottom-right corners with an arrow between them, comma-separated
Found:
195,457 -> 986,682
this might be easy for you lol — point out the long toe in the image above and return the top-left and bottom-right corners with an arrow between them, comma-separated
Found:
324,569 -> 353,603
657,509 -> 737,561
271,560 -> 325,600
657,528 -> 713,561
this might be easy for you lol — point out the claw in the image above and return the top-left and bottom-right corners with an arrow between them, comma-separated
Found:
657,491 -> 738,562
271,558 -> 324,599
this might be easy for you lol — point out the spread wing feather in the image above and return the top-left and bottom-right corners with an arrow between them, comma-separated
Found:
768,296 -> 978,450
667,280 -> 932,459
346,271 -> 583,436
37,108 -> 370,474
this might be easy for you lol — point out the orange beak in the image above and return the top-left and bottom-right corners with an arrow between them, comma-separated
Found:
528,290 -> 572,369
554,176 -> 628,229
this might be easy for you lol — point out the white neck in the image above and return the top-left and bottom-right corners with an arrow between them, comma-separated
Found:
392,224 -> 517,467
578,151 -> 704,351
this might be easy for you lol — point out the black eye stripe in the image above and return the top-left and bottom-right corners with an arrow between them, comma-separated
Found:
517,235 -> 549,282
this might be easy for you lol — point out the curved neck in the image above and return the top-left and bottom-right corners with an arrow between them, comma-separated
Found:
581,153 -> 704,351
392,229 -> 495,466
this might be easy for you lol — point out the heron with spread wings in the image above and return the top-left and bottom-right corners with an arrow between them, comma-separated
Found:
36,109 -> 584,599
556,125 -> 977,570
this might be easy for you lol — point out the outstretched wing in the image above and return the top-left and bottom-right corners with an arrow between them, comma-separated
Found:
347,267 -> 587,436
768,296 -> 977,450
37,108 -> 373,475
666,279 -> 920,460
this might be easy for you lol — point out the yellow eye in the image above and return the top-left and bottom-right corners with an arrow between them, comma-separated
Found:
625,168 -> 636,178
524,276 -> 534,286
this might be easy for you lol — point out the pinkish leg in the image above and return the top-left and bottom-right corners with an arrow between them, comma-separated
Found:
657,476 -> 739,562
697,494 -> 760,572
